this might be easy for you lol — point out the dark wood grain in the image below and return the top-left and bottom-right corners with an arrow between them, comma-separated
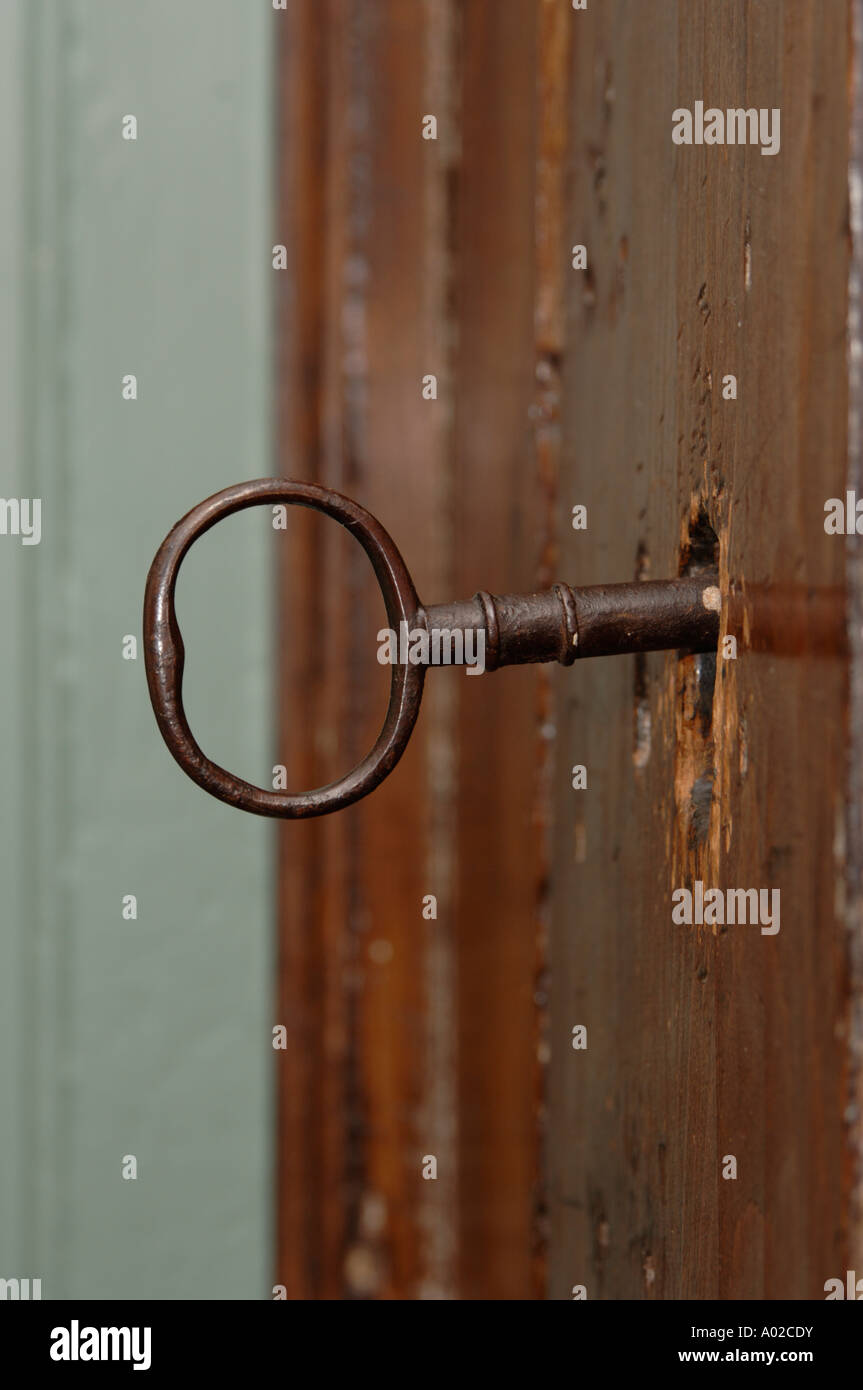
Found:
275,0 -> 545,1300
275,0 -> 861,1303
548,0 -> 853,1300
849,0 -> 863,1281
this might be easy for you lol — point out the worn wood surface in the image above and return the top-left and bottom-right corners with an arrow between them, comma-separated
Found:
549,0 -> 854,1299
275,0 -> 547,1300
275,0 -> 862,1301
845,0 -> 863,1281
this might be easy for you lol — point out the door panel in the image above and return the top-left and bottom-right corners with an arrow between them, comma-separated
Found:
275,0 -> 863,1301
549,0 -> 853,1300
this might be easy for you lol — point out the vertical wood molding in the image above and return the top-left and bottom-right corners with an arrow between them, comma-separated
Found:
847,0 -> 863,1278
275,0 -> 544,1300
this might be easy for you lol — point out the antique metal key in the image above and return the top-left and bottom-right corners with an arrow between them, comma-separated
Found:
144,479 -> 720,818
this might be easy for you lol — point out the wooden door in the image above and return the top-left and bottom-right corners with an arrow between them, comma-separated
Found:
547,0 -> 860,1302
273,0 -> 863,1300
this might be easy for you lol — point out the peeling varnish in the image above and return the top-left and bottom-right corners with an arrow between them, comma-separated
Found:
671,495 -> 736,916
709,506 -> 739,874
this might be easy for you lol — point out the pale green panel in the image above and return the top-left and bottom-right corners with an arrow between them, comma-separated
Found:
0,0 -> 29,1286
0,0 -> 274,1299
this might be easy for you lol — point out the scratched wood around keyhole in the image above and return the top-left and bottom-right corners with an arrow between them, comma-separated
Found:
548,0 -> 853,1301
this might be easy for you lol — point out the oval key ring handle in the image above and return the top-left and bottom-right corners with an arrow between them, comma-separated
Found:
143,478 -> 426,818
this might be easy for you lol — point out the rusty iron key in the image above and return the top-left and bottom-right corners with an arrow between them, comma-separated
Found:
144,479 -> 720,819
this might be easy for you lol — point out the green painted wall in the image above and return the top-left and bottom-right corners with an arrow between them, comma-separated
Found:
0,0 -> 273,1299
